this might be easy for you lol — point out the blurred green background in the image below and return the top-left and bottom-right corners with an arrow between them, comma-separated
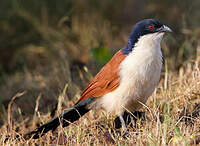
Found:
0,0 -> 199,120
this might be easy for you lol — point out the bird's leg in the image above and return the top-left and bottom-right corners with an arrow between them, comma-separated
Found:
119,115 -> 127,132
113,112 -> 140,138
114,111 -> 144,129
119,114 -> 131,139
129,114 -> 136,128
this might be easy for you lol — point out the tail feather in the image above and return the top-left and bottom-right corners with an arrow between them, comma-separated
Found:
24,97 -> 95,139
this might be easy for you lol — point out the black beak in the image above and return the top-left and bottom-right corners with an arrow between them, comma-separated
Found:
158,25 -> 173,33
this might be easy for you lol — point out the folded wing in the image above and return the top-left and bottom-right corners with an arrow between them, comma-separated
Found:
76,50 -> 127,103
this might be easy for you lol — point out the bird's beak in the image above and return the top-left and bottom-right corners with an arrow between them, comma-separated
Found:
158,25 -> 173,33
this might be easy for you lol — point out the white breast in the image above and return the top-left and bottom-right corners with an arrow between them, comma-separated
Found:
97,33 -> 164,116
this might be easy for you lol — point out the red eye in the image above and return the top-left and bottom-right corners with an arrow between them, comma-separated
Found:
148,25 -> 154,30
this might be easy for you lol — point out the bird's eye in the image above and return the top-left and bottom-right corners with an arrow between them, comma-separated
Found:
148,25 -> 154,30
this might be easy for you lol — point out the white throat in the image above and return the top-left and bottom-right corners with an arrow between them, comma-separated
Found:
134,32 -> 164,54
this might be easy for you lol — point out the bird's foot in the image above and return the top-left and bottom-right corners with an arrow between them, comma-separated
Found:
113,111 -> 145,137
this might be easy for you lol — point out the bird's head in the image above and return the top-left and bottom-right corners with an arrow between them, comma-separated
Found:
123,19 -> 172,54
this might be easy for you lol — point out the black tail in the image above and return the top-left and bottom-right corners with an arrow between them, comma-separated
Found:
23,97 -> 95,139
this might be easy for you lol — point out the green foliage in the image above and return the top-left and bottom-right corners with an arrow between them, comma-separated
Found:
90,46 -> 112,66
0,96 -> 2,106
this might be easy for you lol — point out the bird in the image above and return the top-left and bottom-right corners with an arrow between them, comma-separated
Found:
24,18 -> 172,139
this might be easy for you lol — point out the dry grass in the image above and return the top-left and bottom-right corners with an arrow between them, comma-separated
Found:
0,57 -> 199,145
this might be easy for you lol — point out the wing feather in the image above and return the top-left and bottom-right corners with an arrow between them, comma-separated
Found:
76,50 -> 127,103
